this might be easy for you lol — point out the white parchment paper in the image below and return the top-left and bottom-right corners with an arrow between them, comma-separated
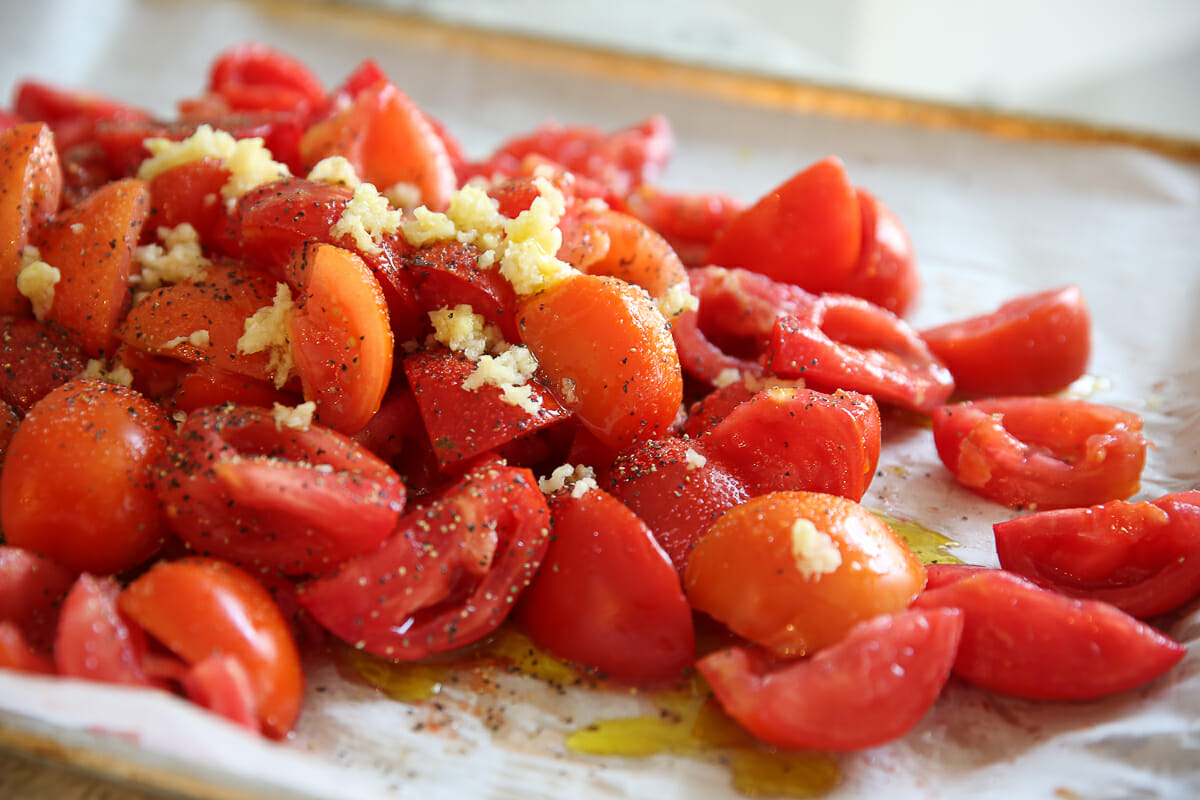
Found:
1,1 -> 1198,798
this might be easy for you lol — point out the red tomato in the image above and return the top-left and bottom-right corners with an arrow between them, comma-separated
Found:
403,240 -> 520,343
142,158 -> 236,253
208,42 -> 326,116
182,653 -> 262,734
110,343 -> 192,401
701,386 -> 881,502
0,546 -> 75,651
285,241 -> 394,434
698,608 -> 963,751
913,569 -> 1185,700
119,557 -> 303,738
0,122 -> 63,315
561,205 -> 688,299
844,188 -> 919,317
403,349 -> 570,468
157,404 -> 405,576
0,621 -> 55,674
921,285 -> 1091,397
518,273 -> 683,451
671,265 -> 820,386
516,488 -> 694,684
35,177 -> 150,356
994,491 -> 1200,618
931,397 -> 1149,510
0,316 -> 86,412
625,185 -> 745,267
606,437 -> 750,576
13,81 -> 150,153
299,460 -> 551,659
1,379 -> 173,575
767,294 -> 954,413
686,492 -> 926,657
235,177 -> 353,273
54,573 -> 154,687
704,156 -> 862,292
0,401 -> 16,466
168,364 -> 297,414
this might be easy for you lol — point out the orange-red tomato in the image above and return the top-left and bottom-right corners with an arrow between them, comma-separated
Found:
119,557 -> 303,738
0,122 -> 62,315
0,379 -> 173,575
685,491 -> 926,657
518,273 -> 682,450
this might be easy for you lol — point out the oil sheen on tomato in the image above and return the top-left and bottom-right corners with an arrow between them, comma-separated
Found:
342,624 -> 842,798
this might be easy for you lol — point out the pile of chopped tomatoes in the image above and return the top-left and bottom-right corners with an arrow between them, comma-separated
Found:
0,43 -> 1193,753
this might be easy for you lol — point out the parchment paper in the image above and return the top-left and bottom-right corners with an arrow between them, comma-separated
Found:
1,1 -> 1198,798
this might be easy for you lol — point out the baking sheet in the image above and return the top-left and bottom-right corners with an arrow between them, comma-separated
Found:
2,0 -> 1200,798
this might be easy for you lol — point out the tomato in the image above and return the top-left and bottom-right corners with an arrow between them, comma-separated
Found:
606,437 -> 750,575
698,608 -> 963,752
561,205 -> 688,299
118,264 -> 283,385
299,459 -> 551,659
110,343 -> 192,401
767,294 -> 954,413
0,546 -> 75,651
36,177 -> 149,356
701,386 -> 881,502
913,569 -> 1185,700
403,240 -> 520,343
516,488 -> 694,684
235,177 -> 354,273
168,364 -> 297,414
0,621 -> 55,674
844,188 -> 919,317
685,492 -> 926,657
994,491 -> 1200,618
704,156 -> 862,292
299,80 -> 456,211
0,401 -> 16,465
932,397 -> 1149,510
285,241 -> 394,434
518,273 -> 682,450
403,349 -> 570,468
181,653 -> 261,733
625,185 -> 745,267
142,158 -> 237,253
0,122 -> 62,315
671,265 -> 820,386
921,285 -> 1091,397
119,557 -> 303,738
1,379 -> 173,575
13,81 -> 150,153
54,573 -> 154,686
0,316 -> 86,412
208,42 -> 326,116
157,404 -> 405,576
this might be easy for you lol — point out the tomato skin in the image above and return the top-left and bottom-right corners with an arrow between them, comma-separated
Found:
119,557 -> 303,738
767,294 -> 954,414
299,460 -> 551,659
403,240 -> 520,342
13,81 -> 150,153
518,273 -> 683,451
563,205 -> 688,299
704,156 -> 862,292
932,397 -> 1148,510
845,189 -> 919,317
208,42 -> 326,116
0,546 -> 76,651
54,574 -> 154,687
625,185 -> 745,267
606,437 -> 751,576
36,177 -> 150,356
235,177 -> 353,274
993,491 -> 1200,619
685,492 -> 926,658
285,241 -> 394,434
1,122 -> 62,315
143,158 -> 235,252
921,285 -> 1091,397
515,488 -> 694,685
182,653 -> 262,734
168,364 -> 297,414
698,608 -> 963,752
0,316 -> 86,412
157,404 -> 405,576
1,379 -> 173,575
913,569 -> 1185,700
0,621 -> 55,674
701,386 -> 881,502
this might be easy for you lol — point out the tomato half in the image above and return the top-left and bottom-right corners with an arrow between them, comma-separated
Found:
119,557 -> 303,738
208,42 -> 326,116
54,573 -> 154,687
0,315 -> 86,412
0,122 -> 62,315
698,608 -> 963,752
921,285 -> 1091,397
913,569 -> 1185,700
844,188 -> 919,317
299,459 -> 551,659
685,491 -> 926,657
157,404 -> 405,576
932,397 -> 1148,510
1,379 -> 173,575
516,487 -> 694,685
993,490 -> 1200,618
0,546 -> 75,651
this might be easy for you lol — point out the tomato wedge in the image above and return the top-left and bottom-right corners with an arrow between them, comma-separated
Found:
932,397 -> 1148,510
1,122 -> 62,315
157,404 -> 406,575
914,569 -> 1185,700
54,573 -> 154,687
0,315 -> 86,412
698,608 -> 963,752
994,491 -> 1200,618
516,488 -> 694,685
